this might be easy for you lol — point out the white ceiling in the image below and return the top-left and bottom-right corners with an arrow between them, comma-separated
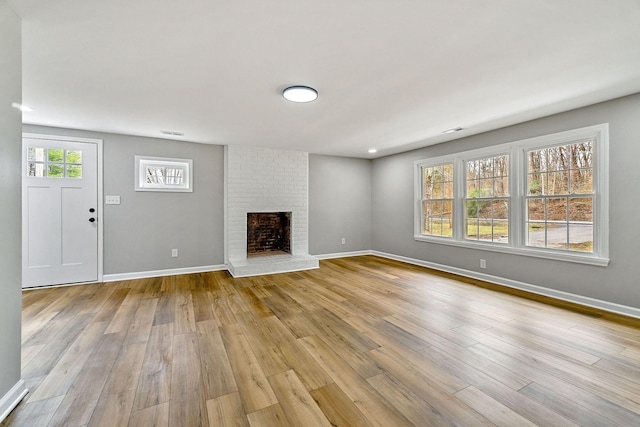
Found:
9,0 -> 640,158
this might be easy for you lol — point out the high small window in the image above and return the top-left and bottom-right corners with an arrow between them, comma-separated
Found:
420,163 -> 454,237
135,155 -> 193,192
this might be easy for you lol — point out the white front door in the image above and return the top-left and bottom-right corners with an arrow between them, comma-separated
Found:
22,136 -> 99,288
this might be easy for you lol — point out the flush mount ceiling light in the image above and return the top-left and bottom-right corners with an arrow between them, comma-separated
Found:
368,148 -> 377,154
282,86 -> 318,103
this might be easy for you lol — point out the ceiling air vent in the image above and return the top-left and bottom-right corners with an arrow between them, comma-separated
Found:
161,130 -> 184,136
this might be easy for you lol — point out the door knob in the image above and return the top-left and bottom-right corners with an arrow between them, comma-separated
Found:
89,208 -> 95,213
89,218 -> 96,223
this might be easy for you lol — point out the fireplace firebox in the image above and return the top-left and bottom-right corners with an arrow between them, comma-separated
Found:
247,212 -> 291,257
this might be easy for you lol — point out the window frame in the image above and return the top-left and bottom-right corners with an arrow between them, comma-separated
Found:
418,160 -> 455,238
463,152 -> 511,245
414,124 -> 609,266
135,155 -> 193,192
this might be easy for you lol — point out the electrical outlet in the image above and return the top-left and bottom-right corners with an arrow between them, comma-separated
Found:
480,259 -> 486,269
341,237 -> 346,245
172,249 -> 178,258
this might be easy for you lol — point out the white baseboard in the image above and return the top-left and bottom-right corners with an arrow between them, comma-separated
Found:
102,264 -> 227,282
370,251 -> 640,320
314,250 -> 372,260
0,380 -> 28,423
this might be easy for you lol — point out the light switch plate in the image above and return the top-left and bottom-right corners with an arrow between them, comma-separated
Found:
105,195 -> 121,205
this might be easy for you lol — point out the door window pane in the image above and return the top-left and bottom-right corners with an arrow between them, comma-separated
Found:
48,148 -> 64,162
66,150 -> 82,164
66,165 -> 83,178
26,146 -> 83,179
48,164 -> 64,178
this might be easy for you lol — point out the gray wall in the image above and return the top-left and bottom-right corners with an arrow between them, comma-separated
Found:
309,154 -> 372,255
372,93 -> 640,309
0,0 -> 23,405
23,125 -> 225,275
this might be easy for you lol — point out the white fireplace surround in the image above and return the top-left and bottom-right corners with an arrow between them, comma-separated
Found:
224,145 -> 318,277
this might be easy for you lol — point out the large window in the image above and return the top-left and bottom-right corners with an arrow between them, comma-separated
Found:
415,124 -> 608,266
526,140 -> 593,252
465,154 -> 509,243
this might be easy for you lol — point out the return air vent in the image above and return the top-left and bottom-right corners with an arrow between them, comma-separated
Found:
160,130 -> 184,136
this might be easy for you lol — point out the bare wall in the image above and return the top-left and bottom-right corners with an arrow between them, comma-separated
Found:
0,0 -> 23,409
309,154 -> 371,255
371,93 -> 640,309
23,125 -> 225,275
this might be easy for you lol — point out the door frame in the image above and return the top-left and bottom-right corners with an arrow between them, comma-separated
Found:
22,132 -> 104,285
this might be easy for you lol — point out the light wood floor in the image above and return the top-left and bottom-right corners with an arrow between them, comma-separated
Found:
3,255 -> 640,426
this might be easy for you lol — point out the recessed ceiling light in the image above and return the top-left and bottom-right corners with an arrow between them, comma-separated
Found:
283,86 -> 318,103
443,127 -> 464,134
11,102 -> 33,112
368,148 -> 377,154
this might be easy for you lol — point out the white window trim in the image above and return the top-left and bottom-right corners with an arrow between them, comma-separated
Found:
414,124 -> 609,267
135,155 -> 193,192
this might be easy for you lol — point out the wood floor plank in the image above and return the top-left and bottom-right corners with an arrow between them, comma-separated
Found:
212,296 -> 241,326
418,342 -> 578,426
20,344 -> 44,368
49,331 -> 127,427
196,320 -> 238,400
246,404 -> 292,427
169,333 -> 209,427
192,289 -> 219,324
93,288 -> 130,323
88,342 -> 147,427
268,370 -> 332,427
369,344 -> 469,395
219,323 -> 278,413
124,297 -> 159,345
132,323 -> 174,411
454,385 -> 537,427
21,308 -> 59,345
128,402 -> 169,427
104,292 -> 143,334
206,393 -> 249,427
309,383 -> 375,427
299,335 -> 414,427
22,313 -> 94,379
153,288 -> 176,326
520,381 -> 634,427
464,330 -> 640,412
237,287 -> 274,318
7,256 -> 640,427
366,373 -> 456,427
0,395 -> 64,427
27,320 -> 109,402
260,316 -> 334,391
173,287 -> 196,334
237,314 -> 290,377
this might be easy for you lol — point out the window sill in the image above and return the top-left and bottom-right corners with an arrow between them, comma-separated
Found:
413,234 -> 609,267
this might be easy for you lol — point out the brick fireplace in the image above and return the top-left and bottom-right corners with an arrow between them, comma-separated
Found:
224,145 -> 319,277
247,212 -> 291,256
